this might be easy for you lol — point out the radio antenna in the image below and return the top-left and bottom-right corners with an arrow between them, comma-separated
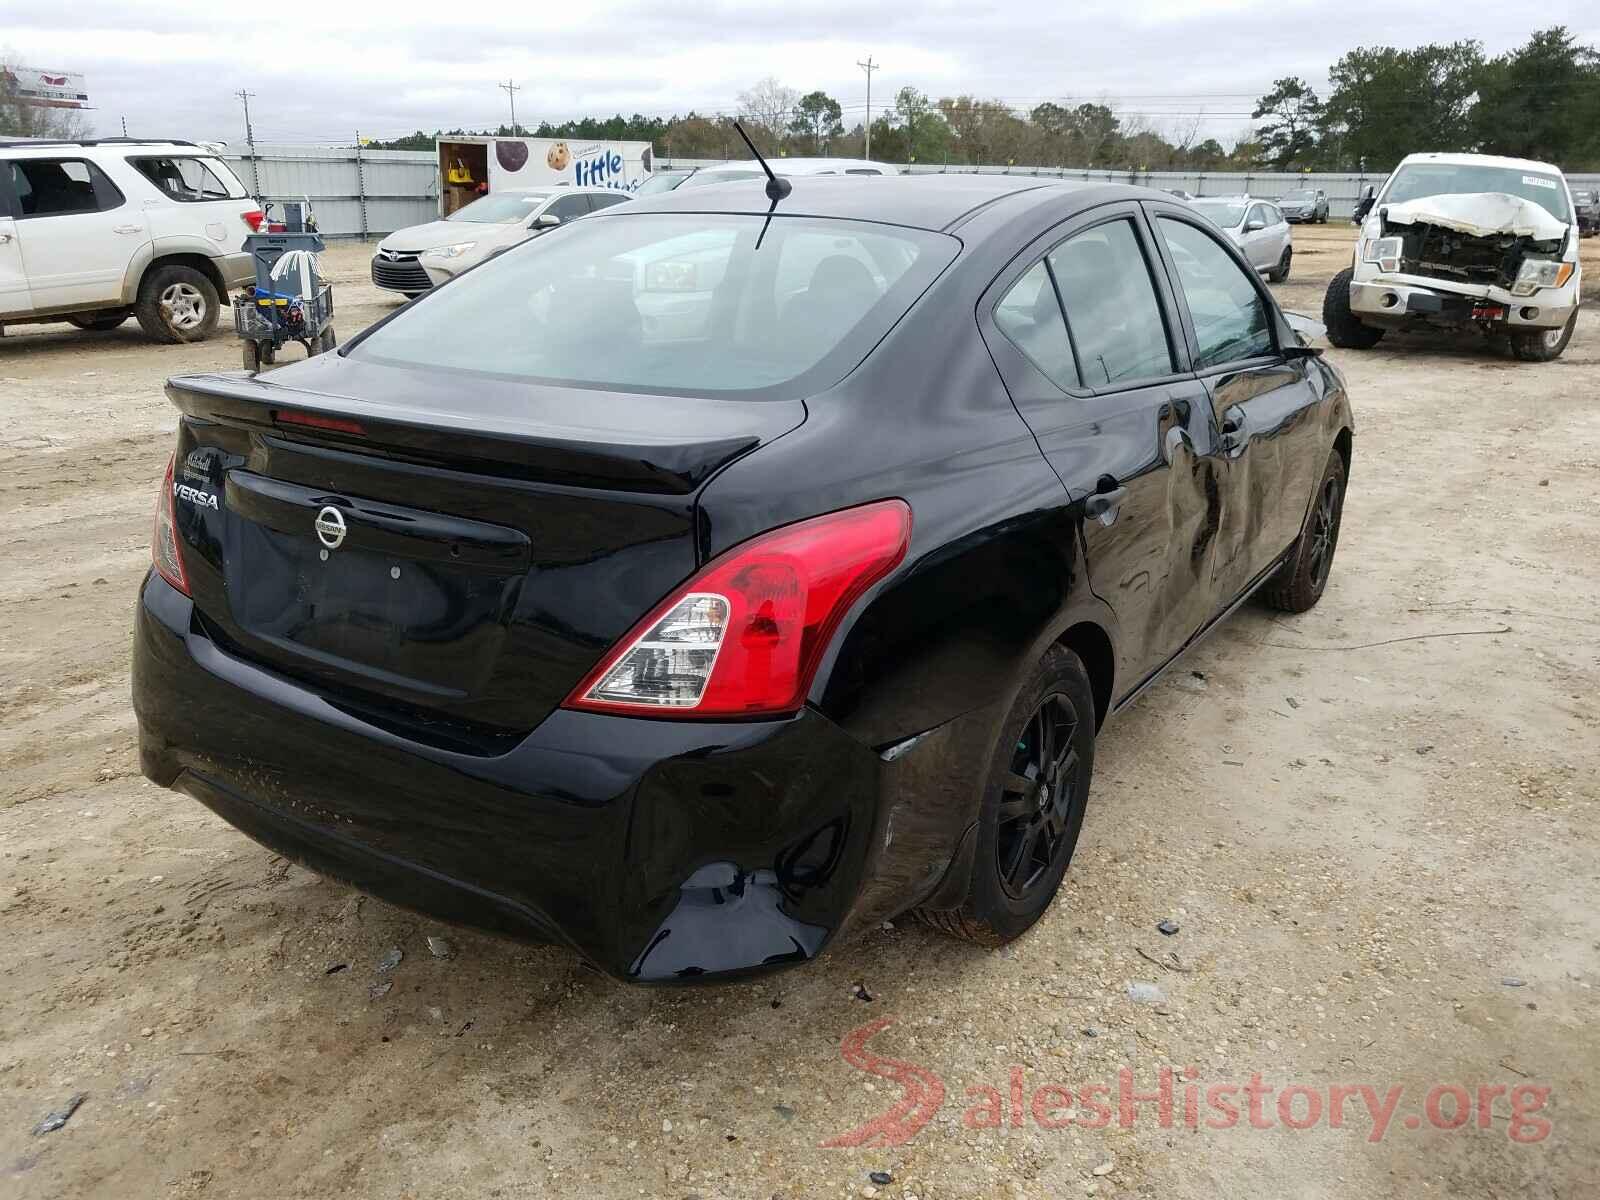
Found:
732,120 -> 791,204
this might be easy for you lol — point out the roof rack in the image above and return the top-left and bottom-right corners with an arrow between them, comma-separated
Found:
0,137 -> 200,150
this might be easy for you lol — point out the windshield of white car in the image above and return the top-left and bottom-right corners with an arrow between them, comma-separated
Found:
1382,164 -> 1571,222
1281,191 -> 1314,203
351,213 -> 958,400
633,173 -> 689,195
446,191 -> 554,223
1191,200 -> 1247,228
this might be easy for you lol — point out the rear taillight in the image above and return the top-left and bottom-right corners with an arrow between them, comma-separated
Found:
152,454 -> 190,595
564,500 -> 911,719
241,209 -> 265,232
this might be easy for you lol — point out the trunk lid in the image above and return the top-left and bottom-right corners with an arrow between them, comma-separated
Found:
165,356 -> 804,747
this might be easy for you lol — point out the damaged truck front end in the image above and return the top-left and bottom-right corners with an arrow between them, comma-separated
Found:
1327,153 -> 1581,362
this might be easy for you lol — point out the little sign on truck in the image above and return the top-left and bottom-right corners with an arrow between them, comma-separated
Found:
435,135 -> 653,216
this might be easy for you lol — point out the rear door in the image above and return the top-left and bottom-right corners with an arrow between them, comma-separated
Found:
125,154 -> 255,249
980,203 -> 1222,691
5,155 -> 146,309
1149,206 -> 1322,603
0,167 -> 30,317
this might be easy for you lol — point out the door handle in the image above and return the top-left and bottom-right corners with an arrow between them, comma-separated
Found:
1084,484 -> 1128,524
1220,405 -> 1248,451
0,232 -> 11,244
113,224 -> 144,235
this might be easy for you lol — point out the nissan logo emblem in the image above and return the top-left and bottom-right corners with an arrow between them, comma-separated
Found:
315,505 -> 347,550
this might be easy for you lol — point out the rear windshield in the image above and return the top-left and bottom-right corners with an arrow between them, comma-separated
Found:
447,190 -> 552,222
352,212 -> 957,398
678,169 -> 764,189
131,156 -> 247,202
1191,200 -> 1246,228
1381,163 -> 1571,222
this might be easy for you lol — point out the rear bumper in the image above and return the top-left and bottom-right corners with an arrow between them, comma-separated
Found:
132,571 -> 966,983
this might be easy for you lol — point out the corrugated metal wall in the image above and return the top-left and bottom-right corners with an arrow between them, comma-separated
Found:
218,145 -> 1600,236
221,144 -> 438,239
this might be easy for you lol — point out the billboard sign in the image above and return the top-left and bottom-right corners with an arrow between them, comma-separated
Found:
1,67 -> 90,110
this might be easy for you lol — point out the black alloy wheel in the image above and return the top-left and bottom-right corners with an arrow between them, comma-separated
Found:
995,695 -> 1083,901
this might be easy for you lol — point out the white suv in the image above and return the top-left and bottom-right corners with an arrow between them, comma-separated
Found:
0,138 -> 260,342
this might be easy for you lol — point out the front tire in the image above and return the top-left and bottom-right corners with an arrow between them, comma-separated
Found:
1261,450 -> 1346,613
1269,246 -> 1293,283
1508,309 -> 1577,362
136,265 -> 220,343
916,646 -> 1096,946
1322,267 -> 1384,349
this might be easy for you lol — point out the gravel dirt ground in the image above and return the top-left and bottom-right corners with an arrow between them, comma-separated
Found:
2,226 -> 1597,1199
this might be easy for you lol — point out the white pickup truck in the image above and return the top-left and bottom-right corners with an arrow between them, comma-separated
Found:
1323,152 -> 1581,362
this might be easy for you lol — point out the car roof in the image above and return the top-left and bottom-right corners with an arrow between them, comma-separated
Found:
1396,151 -> 1563,176
615,173 -> 1104,232
0,138 -> 210,155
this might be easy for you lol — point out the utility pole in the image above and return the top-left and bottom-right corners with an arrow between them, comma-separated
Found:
355,131 -> 369,242
498,80 -> 521,137
235,90 -> 260,197
857,56 -> 878,160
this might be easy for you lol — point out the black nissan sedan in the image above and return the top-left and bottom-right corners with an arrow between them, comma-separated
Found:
133,175 -> 1353,982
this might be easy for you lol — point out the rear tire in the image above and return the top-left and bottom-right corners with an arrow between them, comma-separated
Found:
1261,450 -> 1346,613
914,646 -> 1096,946
66,311 -> 129,332
1508,309 -> 1577,362
136,265 -> 220,343
1269,246 -> 1293,283
1322,267 -> 1384,349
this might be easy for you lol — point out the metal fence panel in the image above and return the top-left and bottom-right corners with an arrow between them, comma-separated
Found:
214,146 -> 1600,236
220,144 -> 438,238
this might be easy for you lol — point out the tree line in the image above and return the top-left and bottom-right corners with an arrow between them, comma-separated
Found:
366,27 -> 1600,173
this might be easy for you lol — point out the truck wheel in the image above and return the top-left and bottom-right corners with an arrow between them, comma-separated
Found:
136,265 -> 220,343
1322,268 -> 1384,350
1508,310 -> 1577,363
1269,246 -> 1293,283
914,646 -> 1096,946
67,311 -> 130,332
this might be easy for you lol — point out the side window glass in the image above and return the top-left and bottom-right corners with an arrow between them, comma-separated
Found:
132,157 -> 244,202
994,260 -> 1078,390
12,158 -> 124,218
548,195 -> 591,222
1047,219 -> 1174,387
590,193 -> 628,211
1157,217 -> 1275,369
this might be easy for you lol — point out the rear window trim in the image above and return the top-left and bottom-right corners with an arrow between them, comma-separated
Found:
347,210 -> 962,403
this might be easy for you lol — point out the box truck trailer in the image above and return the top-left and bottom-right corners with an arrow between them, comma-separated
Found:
436,136 -> 654,215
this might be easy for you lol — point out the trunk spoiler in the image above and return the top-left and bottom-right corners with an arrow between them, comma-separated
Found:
166,371 -> 772,495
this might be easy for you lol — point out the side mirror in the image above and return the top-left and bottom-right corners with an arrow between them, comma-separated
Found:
1244,218 -> 1266,232
532,213 -> 561,229
1351,185 -> 1376,223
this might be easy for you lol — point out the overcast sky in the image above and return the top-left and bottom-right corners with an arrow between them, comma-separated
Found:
7,1 -> 1599,149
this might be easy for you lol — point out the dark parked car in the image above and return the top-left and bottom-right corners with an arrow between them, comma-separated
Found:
133,175 -> 1354,983
1574,189 -> 1598,237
